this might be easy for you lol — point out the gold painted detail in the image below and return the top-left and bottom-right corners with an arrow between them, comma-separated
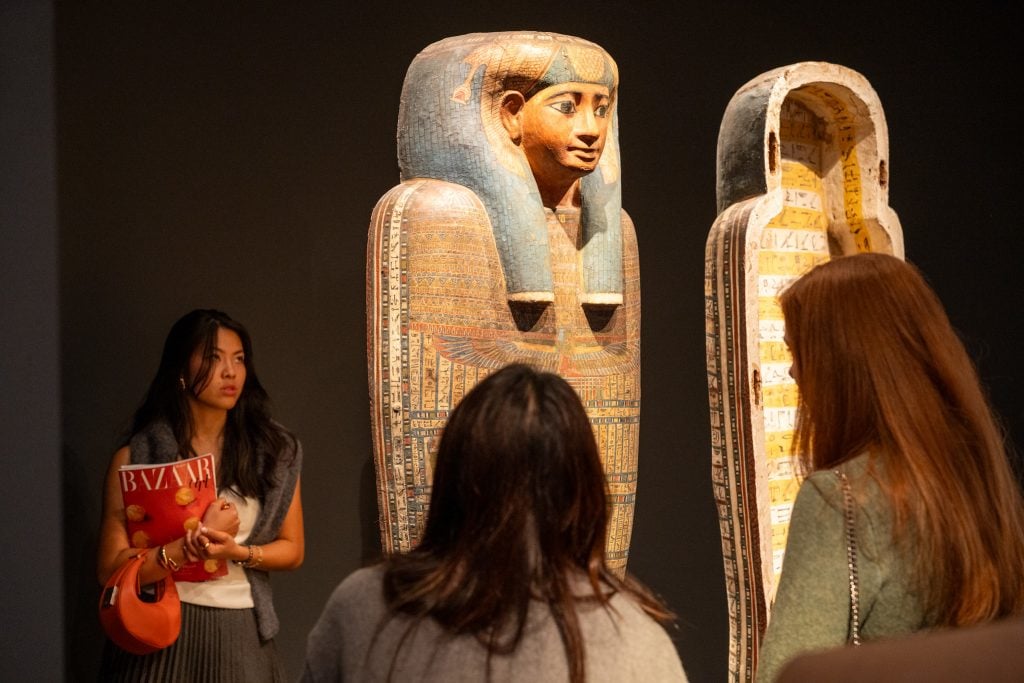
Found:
372,180 -> 640,574
758,99 -> 832,589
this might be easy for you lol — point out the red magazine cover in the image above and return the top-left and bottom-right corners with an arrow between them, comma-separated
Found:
119,453 -> 227,581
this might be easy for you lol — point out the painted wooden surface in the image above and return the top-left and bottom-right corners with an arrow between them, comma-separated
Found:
705,62 -> 903,681
367,32 -> 639,574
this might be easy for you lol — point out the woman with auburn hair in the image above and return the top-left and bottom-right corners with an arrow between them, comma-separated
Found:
302,364 -> 687,682
756,253 -> 1024,682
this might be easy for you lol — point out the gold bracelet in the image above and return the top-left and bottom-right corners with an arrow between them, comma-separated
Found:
232,544 -> 265,569
233,544 -> 254,567
158,544 -> 181,572
156,545 -> 167,569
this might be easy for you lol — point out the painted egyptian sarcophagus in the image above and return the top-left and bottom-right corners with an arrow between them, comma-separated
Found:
367,31 -> 639,573
705,62 -> 904,681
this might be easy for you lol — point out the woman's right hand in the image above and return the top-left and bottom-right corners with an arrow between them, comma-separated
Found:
202,498 -> 241,536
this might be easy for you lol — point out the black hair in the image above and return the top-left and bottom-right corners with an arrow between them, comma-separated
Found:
381,363 -> 671,681
126,309 -> 295,498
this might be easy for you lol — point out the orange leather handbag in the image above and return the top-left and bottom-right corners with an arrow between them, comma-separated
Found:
99,550 -> 181,655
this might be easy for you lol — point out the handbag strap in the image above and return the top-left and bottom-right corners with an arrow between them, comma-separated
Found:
835,469 -> 861,645
100,551 -> 147,611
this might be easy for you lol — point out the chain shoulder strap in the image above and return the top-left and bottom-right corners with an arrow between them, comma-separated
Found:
834,469 -> 861,645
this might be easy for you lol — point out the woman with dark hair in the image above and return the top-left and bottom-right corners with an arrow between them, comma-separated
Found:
302,364 -> 686,682
97,309 -> 304,681
756,254 -> 1024,682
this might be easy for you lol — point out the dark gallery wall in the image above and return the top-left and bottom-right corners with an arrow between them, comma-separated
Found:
2,1 -> 62,680
41,2 -> 1023,681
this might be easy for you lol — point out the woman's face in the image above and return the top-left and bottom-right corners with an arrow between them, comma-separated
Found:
784,330 -> 799,385
187,328 -> 246,412
519,82 -> 611,189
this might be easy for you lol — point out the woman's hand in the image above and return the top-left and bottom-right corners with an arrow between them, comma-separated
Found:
184,525 -> 246,563
181,498 -> 241,561
202,498 -> 241,536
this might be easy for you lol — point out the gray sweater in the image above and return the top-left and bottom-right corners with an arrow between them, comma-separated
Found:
129,420 -> 302,641
302,565 -> 688,682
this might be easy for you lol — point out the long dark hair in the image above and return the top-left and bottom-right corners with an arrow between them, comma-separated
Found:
381,364 -> 671,681
780,253 -> 1024,625
127,309 -> 295,499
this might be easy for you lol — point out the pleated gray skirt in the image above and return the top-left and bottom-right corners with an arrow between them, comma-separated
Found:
98,602 -> 286,682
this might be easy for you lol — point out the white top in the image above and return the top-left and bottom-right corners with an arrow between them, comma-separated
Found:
177,488 -> 261,609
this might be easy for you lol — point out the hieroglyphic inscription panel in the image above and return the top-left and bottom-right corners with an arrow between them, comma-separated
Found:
369,180 -> 641,573
759,99 -> 831,589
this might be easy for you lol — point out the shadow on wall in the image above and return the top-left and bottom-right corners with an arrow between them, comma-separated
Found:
360,457 -> 384,566
63,444 -> 105,680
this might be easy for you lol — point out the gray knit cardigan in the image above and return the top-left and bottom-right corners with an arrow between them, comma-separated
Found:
129,420 -> 302,641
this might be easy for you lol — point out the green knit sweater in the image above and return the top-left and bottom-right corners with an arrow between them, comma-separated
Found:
756,453 -> 930,683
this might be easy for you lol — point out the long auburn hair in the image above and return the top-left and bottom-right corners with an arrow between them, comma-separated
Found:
126,309 -> 295,498
780,253 -> 1024,626
381,363 -> 672,681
